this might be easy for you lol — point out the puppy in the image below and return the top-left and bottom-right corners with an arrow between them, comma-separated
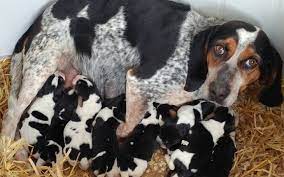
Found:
36,87 -> 78,166
157,100 -> 215,150
63,75 -> 102,170
18,72 -> 65,161
117,103 -> 160,177
91,94 -> 125,177
195,134 -> 236,177
157,100 -> 236,177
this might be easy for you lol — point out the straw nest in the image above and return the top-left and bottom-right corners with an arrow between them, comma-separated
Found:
0,57 -> 283,177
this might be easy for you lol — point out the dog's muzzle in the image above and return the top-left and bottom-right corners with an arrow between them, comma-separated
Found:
208,65 -> 234,105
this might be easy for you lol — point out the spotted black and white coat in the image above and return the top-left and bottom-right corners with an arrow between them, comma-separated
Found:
18,72 -> 65,162
36,86 -> 78,166
4,0 -> 282,156
156,100 -> 236,177
117,103 -> 160,177
63,75 -> 102,170
91,94 -> 125,177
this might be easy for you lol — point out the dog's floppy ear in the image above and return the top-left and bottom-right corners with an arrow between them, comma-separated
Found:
257,31 -> 283,107
258,48 -> 283,106
184,25 -> 219,92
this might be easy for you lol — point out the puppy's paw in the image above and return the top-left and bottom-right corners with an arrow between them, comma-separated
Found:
92,155 -> 112,177
15,148 -> 29,161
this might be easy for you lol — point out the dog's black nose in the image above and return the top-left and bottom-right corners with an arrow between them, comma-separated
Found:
209,83 -> 230,104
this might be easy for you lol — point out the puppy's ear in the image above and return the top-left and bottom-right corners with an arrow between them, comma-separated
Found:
153,102 -> 160,108
184,25 -> 219,92
257,32 -> 283,107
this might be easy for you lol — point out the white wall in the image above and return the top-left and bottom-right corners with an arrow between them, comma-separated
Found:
0,0 -> 50,57
0,0 -> 283,60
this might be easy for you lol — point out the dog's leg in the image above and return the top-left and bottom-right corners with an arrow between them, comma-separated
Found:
1,51 -> 59,140
116,70 -> 148,138
1,52 -> 23,138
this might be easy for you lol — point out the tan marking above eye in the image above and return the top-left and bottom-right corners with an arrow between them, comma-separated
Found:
239,46 -> 257,59
207,50 -> 222,68
223,37 -> 237,58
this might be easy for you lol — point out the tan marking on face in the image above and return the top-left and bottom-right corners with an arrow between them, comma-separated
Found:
207,37 -> 238,68
224,37 -> 237,58
239,46 -> 256,60
207,51 -> 221,68
239,67 -> 260,91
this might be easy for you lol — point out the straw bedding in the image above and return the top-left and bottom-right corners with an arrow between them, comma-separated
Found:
0,57 -> 283,177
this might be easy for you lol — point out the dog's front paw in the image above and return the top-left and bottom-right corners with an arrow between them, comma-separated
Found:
116,123 -> 130,138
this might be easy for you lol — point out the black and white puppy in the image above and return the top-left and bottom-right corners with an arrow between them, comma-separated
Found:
63,75 -> 102,170
91,94 -> 125,177
157,100 -> 236,177
157,100 -> 215,151
117,103 -> 160,177
18,72 -> 65,161
36,87 -> 78,166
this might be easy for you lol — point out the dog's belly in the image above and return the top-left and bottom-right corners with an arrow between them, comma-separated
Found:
74,8 -> 140,98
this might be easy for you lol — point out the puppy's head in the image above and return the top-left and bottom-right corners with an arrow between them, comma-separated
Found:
102,94 -> 126,122
74,75 -> 100,101
154,103 -> 179,121
37,73 -> 65,99
185,21 -> 283,107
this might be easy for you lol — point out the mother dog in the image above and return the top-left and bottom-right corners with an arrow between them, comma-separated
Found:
2,0 -> 283,142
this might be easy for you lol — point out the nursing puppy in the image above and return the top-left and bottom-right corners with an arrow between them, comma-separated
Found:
156,100 -> 236,177
3,0 -> 283,147
157,100 -> 215,150
18,72 -> 65,161
91,101 -> 159,177
117,103 -> 160,177
91,94 -> 125,177
63,75 -> 102,170
36,87 -> 78,166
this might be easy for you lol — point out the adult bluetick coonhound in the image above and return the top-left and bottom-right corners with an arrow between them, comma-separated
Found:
2,0 -> 283,152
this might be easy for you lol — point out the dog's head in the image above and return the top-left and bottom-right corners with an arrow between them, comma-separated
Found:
185,21 -> 283,107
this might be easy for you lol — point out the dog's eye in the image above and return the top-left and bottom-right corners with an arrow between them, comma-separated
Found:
243,58 -> 258,70
214,45 -> 226,56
